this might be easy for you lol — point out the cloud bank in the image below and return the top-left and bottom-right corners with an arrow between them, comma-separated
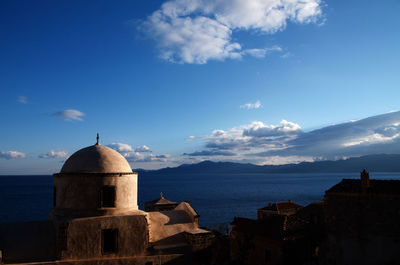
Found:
184,150 -> 236,156
127,153 -> 171,163
107,143 -> 134,153
53,109 -> 85,121
186,111 -> 400,164
135,145 -> 151,152
140,0 -> 322,64
39,150 -> 68,159
107,143 -> 171,163
0,151 -> 26,160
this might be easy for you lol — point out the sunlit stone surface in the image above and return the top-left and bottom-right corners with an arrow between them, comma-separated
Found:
0,137 -> 213,264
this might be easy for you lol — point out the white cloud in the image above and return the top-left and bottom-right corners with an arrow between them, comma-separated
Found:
107,143 -> 134,153
280,52 -> 292,58
186,136 -> 196,141
342,133 -> 400,147
187,111 -> 400,164
0,151 -> 26,160
53,109 -> 85,121
202,120 -> 299,152
205,127 -> 247,150
141,13 -> 242,64
240,100 -> 262,109
183,150 -> 236,156
259,155 -> 316,165
126,152 -> 171,163
107,142 -> 170,163
243,120 -> 301,137
39,150 -> 68,159
242,46 -> 282,58
140,0 -> 322,64
17,96 -> 27,104
135,145 -> 152,152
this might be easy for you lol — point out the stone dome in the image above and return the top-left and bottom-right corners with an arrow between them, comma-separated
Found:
61,144 -> 132,173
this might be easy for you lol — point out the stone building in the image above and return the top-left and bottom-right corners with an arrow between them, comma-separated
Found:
230,170 -> 400,265
230,201 -> 323,265
257,200 -> 303,219
0,136 -> 213,264
322,170 -> 400,265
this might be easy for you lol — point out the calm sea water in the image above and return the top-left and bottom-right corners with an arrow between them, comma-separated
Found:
1,173 -> 400,229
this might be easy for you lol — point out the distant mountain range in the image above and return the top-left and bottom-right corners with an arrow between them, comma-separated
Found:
136,154 -> 400,175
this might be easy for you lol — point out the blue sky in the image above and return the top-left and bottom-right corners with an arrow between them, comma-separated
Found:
1,0 -> 400,174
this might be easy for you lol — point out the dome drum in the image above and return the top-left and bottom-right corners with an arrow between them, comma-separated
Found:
51,142 -> 139,219
52,172 -> 138,218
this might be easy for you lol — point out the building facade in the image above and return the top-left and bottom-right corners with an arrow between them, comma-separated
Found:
323,170 -> 400,265
230,170 -> 400,265
0,137 -> 213,264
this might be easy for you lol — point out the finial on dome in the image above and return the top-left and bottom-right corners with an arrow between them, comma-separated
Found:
96,133 -> 99,145
160,192 -> 164,199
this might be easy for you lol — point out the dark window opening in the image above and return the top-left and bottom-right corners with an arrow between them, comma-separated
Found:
57,223 -> 68,250
53,187 -> 57,207
101,186 -> 116,207
265,249 -> 271,264
102,229 -> 118,254
145,262 -> 153,265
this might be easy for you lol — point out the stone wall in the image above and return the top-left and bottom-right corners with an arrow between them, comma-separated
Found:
52,173 -> 138,218
184,231 -> 214,251
230,229 -> 284,265
0,220 -> 56,263
59,214 -> 148,260
323,192 -> 400,265
325,193 -> 400,237
1,254 -> 188,265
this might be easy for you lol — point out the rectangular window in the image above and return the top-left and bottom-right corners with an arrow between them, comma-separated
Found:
101,186 -> 116,207
53,187 -> 57,207
57,223 -> 68,250
102,229 -> 118,254
265,249 -> 271,264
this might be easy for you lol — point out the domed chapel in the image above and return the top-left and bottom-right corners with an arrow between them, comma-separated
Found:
0,135 -> 214,264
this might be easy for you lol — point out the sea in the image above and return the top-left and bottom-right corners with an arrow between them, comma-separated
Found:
1,172 -> 400,230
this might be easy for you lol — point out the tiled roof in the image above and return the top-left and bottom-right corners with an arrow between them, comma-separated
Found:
147,196 -> 178,206
326,179 -> 400,195
259,201 -> 302,212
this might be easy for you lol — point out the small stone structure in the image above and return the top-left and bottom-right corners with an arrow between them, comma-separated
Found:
257,200 -> 303,219
0,135 -> 213,264
230,170 -> 400,265
323,170 -> 400,265
231,200 -> 323,265
145,193 -> 179,212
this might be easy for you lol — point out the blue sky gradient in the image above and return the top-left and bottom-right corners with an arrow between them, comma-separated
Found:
1,0 -> 400,174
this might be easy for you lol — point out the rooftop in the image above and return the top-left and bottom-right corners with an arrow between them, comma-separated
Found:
147,193 -> 179,206
60,144 -> 133,174
326,179 -> 400,195
259,200 -> 303,212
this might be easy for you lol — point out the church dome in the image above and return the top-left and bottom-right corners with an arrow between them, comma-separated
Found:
61,144 -> 132,173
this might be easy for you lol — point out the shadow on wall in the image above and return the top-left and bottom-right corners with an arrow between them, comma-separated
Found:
0,220 -> 56,263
